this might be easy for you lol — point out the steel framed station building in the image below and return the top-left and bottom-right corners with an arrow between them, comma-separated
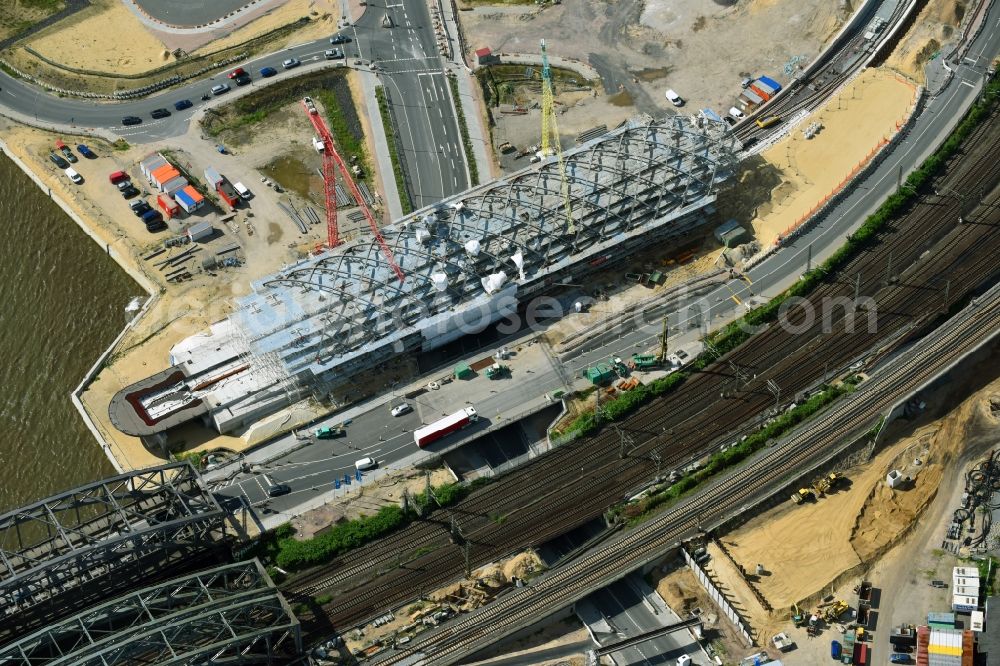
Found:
111,115 -> 741,435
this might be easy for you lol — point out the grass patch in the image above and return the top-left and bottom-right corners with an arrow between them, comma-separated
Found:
21,0 -> 61,9
274,478 -> 489,571
315,89 -> 368,171
976,556 -> 999,595
447,73 -> 479,186
375,85 -> 414,214
170,450 -> 204,469
111,139 -> 130,152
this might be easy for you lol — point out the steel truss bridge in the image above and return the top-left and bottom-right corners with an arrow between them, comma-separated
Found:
0,462 -> 229,643
0,559 -> 302,665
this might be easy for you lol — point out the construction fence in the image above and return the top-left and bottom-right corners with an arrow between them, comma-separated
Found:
682,546 -> 755,646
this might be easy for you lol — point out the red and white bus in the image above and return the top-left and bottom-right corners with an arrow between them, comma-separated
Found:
413,407 -> 478,448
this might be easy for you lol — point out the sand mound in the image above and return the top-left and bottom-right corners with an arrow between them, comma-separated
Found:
884,0 -> 968,80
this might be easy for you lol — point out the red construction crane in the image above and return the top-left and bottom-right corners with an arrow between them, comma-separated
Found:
302,100 -> 404,283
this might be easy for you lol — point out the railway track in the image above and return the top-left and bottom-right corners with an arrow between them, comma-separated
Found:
285,100 -> 1000,639
386,278 -> 1000,665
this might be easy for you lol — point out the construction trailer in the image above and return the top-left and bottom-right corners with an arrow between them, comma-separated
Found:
156,193 -> 181,219
186,222 -> 214,243
217,179 -> 239,210
175,185 -> 205,213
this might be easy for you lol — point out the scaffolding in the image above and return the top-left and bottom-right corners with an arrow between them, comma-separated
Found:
119,114 -> 740,433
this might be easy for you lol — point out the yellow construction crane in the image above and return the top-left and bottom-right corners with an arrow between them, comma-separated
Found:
539,39 -> 575,234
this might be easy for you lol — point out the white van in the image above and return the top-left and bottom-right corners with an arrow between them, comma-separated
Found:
665,89 -> 684,107
355,457 -> 377,471
233,182 -> 252,199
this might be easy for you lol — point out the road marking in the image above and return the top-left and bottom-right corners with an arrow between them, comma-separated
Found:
961,80 -> 976,87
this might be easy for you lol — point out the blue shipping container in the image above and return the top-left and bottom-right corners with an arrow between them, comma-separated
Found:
174,189 -> 195,207
757,76 -> 782,93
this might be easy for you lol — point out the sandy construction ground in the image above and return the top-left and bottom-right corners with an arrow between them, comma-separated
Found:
460,0 -> 845,120
747,68 -> 918,246
19,0 -> 352,79
712,367 -> 1000,634
885,0 -> 969,81
26,0 -> 169,76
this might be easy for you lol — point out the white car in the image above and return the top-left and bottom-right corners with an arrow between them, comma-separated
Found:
355,457 -> 377,471
728,106 -> 746,120
390,403 -> 412,417
664,89 -> 684,107
64,167 -> 83,184
282,58 -> 300,69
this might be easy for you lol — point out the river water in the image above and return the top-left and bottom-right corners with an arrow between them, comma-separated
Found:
0,153 -> 137,513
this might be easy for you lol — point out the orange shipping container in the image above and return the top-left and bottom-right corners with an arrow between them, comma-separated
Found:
748,83 -> 771,102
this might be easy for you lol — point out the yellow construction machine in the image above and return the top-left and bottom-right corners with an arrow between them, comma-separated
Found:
790,488 -> 816,504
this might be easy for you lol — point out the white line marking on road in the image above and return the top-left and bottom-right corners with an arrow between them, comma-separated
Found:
961,80 -> 976,87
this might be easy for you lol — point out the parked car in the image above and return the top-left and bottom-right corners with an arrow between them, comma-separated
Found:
723,116 -> 737,127
121,116 -> 142,126
233,181 -> 252,199
282,57 -> 300,69
228,67 -> 246,79
390,403 -> 412,417
108,170 -> 129,184
259,66 -> 277,77
141,209 -> 163,225
48,152 -> 69,168
728,107 -> 745,120
329,34 -> 350,44
120,184 -> 139,199
64,168 -> 83,184
150,108 -> 171,119
325,49 -> 343,60
174,99 -> 193,111
664,89 -> 684,107
145,220 -> 167,233
354,457 -> 377,472
211,83 -> 230,95
234,72 -> 252,86
56,141 -> 77,163
116,179 -> 132,191
890,655 -> 912,664
76,144 -> 96,158
130,200 -> 152,216
267,483 -> 292,497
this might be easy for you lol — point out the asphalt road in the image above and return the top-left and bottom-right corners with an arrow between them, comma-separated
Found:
217,398 -> 423,512
585,574 -> 701,666
355,0 -> 469,206
0,1 -> 468,206
134,0 -> 248,25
